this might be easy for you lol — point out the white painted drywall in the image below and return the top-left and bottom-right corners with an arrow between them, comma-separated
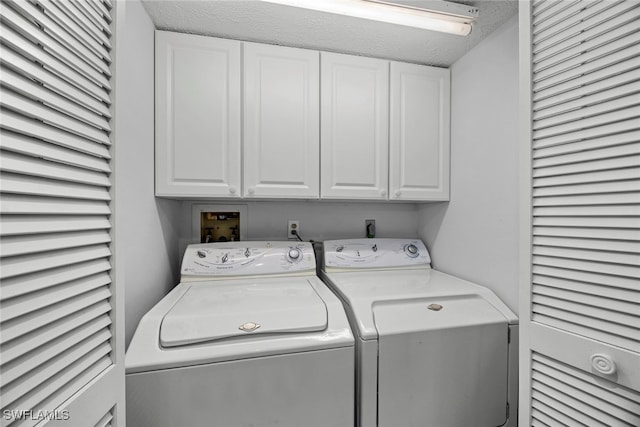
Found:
177,201 -> 419,257
115,0 -> 182,349
418,16 -> 520,314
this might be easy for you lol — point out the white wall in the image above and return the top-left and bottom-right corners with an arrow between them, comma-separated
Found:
418,16 -> 520,314
177,201 -> 419,256
115,0 -> 182,348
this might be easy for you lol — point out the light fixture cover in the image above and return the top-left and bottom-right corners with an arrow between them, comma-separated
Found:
259,0 -> 479,36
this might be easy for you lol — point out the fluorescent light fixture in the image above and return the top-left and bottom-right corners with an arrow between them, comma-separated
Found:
258,0 -> 479,36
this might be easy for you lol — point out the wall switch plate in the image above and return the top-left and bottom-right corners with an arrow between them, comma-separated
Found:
366,219 -> 375,238
288,220 -> 300,240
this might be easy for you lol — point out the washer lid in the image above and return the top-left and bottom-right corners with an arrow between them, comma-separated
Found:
160,280 -> 328,347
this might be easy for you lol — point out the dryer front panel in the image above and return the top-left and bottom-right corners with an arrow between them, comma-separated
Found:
374,296 -> 509,427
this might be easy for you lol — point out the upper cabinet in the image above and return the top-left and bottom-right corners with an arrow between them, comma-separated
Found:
243,43 -> 320,199
155,31 -> 241,198
389,62 -> 450,201
155,31 -> 450,202
320,52 -> 390,200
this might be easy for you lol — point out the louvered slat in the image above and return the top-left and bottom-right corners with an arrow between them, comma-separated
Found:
533,293 -> 639,327
529,0 -> 640,358
532,0 -> 588,36
531,354 -> 640,425
0,1 -> 110,88
1,286 -> 111,344
0,22 -> 111,104
0,333 -> 111,407
1,230 -> 111,258
533,0 -> 627,46
0,110 -> 111,156
0,44 -> 111,117
1,151 -> 111,187
8,0 -> 111,76
1,172 -> 111,201
36,0 -> 111,62
0,87 -> 111,145
534,3 -> 640,63
72,0 -> 112,37
533,284 -> 638,314
533,141 -> 640,167
0,215 -> 112,236
0,131 -> 111,172
534,225 -> 640,240
0,245 -> 111,280
0,301 -> 111,365
1,66 -> 111,131
53,0 -> 112,49
533,254 -> 638,280
533,235 -> 640,254
34,356 -> 112,425
0,0 -> 114,421
1,259 -> 111,299
534,67 -> 640,112
534,192 -> 640,207
533,179 -> 640,197
6,344 -> 112,411
1,319 -> 111,386
533,264 -> 639,292
533,274 -> 638,302
94,410 -> 114,427
0,194 -> 111,215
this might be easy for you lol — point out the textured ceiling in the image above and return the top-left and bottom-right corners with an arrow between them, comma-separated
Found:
142,0 -> 518,67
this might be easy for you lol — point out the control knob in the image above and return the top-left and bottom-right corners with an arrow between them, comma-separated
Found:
404,244 -> 419,258
286,248 -> 302,263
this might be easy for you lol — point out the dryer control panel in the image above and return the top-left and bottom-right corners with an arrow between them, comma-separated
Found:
181,241 -> 316,280
323,239 -> 431,269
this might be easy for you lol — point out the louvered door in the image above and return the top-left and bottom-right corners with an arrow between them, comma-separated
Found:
520,0 -> 640,425
0,0 -> 122,426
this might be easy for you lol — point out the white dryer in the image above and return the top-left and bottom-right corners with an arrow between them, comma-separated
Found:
126,241 -> 355,427
319,238 -> 518,427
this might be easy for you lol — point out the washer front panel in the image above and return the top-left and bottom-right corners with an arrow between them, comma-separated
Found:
324,238 -> 431,270
181,241 -> 315,279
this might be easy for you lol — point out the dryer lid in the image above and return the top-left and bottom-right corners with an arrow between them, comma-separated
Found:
160,281 -> 328,347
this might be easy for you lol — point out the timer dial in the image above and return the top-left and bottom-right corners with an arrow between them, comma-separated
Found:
286,248 -> 302,263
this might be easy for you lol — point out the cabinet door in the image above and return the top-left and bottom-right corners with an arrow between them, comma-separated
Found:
321,52 -> 389,199
390,62 -> 450,201
155,31 -> 241,197
243,43 -> 319,198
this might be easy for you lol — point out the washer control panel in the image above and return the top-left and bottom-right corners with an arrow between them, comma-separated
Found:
323,238 -> 431,269
182,241 -> 315,279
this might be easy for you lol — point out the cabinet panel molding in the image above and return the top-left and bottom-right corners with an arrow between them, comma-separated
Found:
155,31 -> 241,197
243,42 -> 320,198
321,52 -> 389,200
390,62 -> 450,201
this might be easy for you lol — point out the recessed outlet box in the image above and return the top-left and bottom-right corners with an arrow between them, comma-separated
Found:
192,204 -> 247,243
288,220 -> 300,240
366,219 -> 376,238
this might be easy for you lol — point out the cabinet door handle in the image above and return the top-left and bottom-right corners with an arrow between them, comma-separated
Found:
248,187 -> 255,195
229,186 -> 237,194
380,189 -> 387,197
395,190 -> 402,197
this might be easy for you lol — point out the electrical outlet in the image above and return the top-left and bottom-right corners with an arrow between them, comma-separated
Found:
288,220 -> 300,240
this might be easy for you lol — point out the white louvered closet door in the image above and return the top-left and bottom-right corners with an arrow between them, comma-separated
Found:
520,0 -> 640,426
0,0 -> 122,426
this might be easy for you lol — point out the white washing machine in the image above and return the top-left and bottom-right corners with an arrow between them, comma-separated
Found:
319,238 -> 518,427
126,241 -> 355,427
